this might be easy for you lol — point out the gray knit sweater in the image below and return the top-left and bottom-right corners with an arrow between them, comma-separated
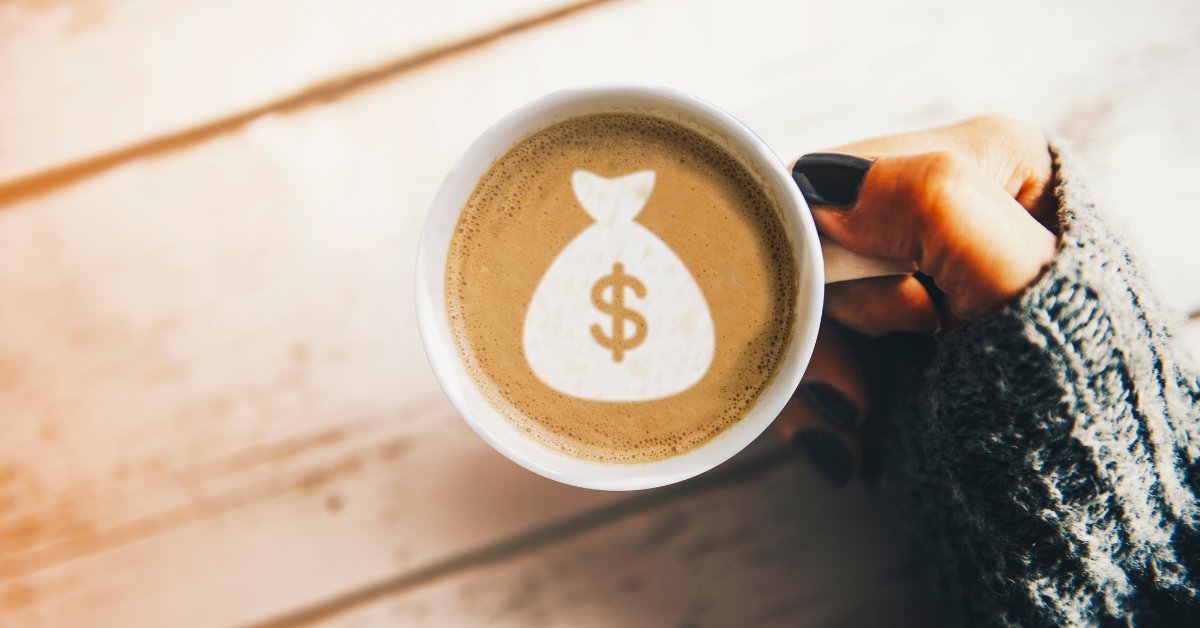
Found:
884,142 -> 1200,627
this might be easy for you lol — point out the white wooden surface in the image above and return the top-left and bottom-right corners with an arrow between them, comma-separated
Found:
0,0 -> 1197,626
0,0 -> 587,186
309,462 -> 926,628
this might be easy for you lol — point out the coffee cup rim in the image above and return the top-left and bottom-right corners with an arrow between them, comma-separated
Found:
415,84 -> 824,491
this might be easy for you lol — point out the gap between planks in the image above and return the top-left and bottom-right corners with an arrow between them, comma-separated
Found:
0,0 -> 626,211
240,442 -> 797,628
0,396 -> 452,582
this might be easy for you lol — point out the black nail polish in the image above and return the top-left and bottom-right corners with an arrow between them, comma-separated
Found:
791,428 -> 854,488
791,153 -> 874,207
794,382 -> 858,431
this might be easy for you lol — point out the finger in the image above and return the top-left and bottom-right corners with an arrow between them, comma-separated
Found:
772,320 -> 866,488
832,115 -> 1055,226
811,150 -> 1057,320
825,275 -> 941,337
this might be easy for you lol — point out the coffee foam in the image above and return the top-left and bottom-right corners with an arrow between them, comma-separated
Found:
446,113 -> 798,463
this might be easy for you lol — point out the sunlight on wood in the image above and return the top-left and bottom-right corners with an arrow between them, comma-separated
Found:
0,0 -> 583,185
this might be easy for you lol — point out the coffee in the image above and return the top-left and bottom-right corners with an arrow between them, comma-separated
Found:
445,113 -> 798,463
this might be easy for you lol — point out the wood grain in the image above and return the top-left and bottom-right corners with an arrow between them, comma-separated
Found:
0,0 -> 595,187
303,460 -> 928,628
0,73 -> 631,627
0,394 -> 623,628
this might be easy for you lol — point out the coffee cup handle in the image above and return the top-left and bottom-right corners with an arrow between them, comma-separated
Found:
820,235 -> 918,284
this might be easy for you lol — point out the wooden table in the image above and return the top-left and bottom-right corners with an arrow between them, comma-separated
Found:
1,1 -> 1198,626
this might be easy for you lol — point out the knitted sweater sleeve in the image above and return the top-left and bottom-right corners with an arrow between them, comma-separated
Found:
888,142 -> 1200,627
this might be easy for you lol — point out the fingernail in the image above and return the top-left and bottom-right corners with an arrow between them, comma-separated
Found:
791,428 -> 854,488
794,382 -> 858,431
791,153 -> 874,207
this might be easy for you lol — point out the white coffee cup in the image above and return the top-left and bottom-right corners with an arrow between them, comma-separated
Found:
415,85 -> 910,491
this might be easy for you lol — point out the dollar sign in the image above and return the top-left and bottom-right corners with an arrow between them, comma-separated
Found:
590,262 -> 648,362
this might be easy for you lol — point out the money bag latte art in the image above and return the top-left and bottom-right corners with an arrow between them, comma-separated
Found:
445,113 -> 798,463
523,170 -> 716,401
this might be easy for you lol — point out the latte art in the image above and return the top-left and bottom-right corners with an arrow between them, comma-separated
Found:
522,169 -> 716,402
445,113 -> 798,463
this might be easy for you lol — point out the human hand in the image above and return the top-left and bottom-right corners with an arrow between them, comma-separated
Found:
774,115 -> 1059,487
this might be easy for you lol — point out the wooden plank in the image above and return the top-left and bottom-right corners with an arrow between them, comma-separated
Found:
5,0 -> 1195,302
0,0 -> 1197,626
1,394 -> 624,628
0,0 -> 589,186
301,459 -> 929,628
0,85 -> 629,626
